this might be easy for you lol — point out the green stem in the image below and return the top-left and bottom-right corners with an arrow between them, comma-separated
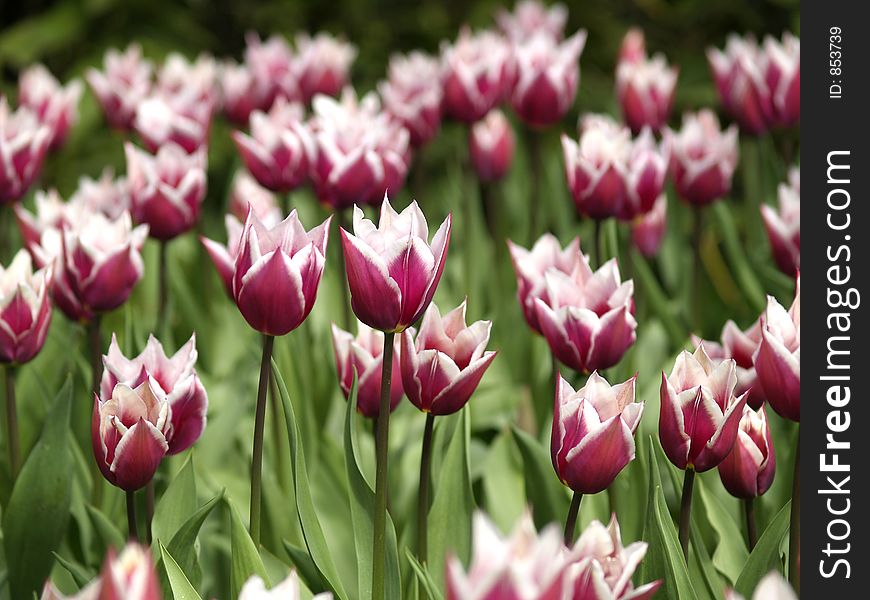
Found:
788,428 -> 800,594
4,365 -> 19,480
593,219 -> 603,269
88,315 -> 103,397
564,491 -> 582,546
249,334 -> 275,547
145,480 -> 155,544
157,241 -> 169,339
691,207 -> 704,333
526,129 -> 542,244
372,331 -> 396,600
126,490 -> 139,542
678,468 -> 696,561
417,413 -> 435,563
88,315 -> 104,506
335,210 -> 352,330
744,497 -> 758,551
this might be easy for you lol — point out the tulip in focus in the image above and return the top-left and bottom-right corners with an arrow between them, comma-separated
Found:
726,571 -> 797,600
332,321 -> 403,418
240,571 -> 332,600
761,167 -> 800,275
659,344 -> 747,472
228,171 -> 282,225
631,194 -> 667,258
665,109 -> 739,206
18,65 -> 83,150
201,214 -> 245,296
379,51 -> 443,148
340,196 -> 451,332
41,543 -> 161,600
754,278 -> 800,421
496,0 -> 567,42
718,405 -> 776,499
615,30 -> 678,134
0,250 -> 53,365
86,44 -> 153,130
400,300 -> 496,415
0,98 -> 51,205
468,109 -> 515,182
295,32 -> 357,103
551,372 -> 643,494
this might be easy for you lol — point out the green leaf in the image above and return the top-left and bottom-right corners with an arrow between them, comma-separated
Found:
159,541 -> 203,600
734,500 -> 791,597
51,553 -> 95,588
697,478 -> 750,585
283,541 -> 330,594
229,499 -> 270,599
152,453 -> 199,546
273,359 -> 349,599
162,493 -> 223,592
85,503 -> 126,556
405,548 -> 444,600
510,425 -> 569,529
3,379 -> 73,599
427,409 -> 474,592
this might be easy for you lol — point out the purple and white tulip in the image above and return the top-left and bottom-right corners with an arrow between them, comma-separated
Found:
754,277 -> 800,422
0,250 -> 53,365
718,405 -> 776,499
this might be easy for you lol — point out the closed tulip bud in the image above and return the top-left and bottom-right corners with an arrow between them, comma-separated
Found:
133,94 -> 211,154
707,36 -> 773,135
626,128 -> 668,216
331,322 -> 402,418
761,167 -> 800,275
0,99 -> 51,205
228,171 -> 282,226
379,51 -> 443,148
534,254 -> 637,373
665,110 -> 738,206
726,572 -> 797,600
340,196 -> 451,332
659,345 -> 748,472
232,98 -> 314,193
201,214 -> 244,296
101,333 -> 207,455
126,142 -> 207,240
468,109 -> 515,182
244,33 -> 301,109
631,194 -> 667,258
232,209 -> 330,336
18,65 -> 83,151
496,0 -> 568,42
92,379 -> 171,491
763,33 -> 800,128
695,317 -> 765,409
507,234 -> 582,334
240,571 -> 332,600
295,32 -> 357,104
754,278 -> 800,421
220,61 -> 262,124
86,44 -> 153,130
400,300 -> 496,415
718,405 -> 776,499
616,41 -> 677,134
510,30 -> 586,129
0,250 -> 53,365
551,372 -> 643,494
440,28 -> 515,123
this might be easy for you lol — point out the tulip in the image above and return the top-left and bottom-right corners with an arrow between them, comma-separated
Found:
201,214 -> 245,296
155,52 -> 220,111
726,572 -> 797,600
41,580 -> 100,600
125,142 -> 207,241
340,197 -> 451,333
0,98 -> 51,205
244,33 -> 300,109
332,321 -> 403,418
15,189 -> 75,251
379,51 -> 443,148
42,543 -> 161,600
240,571 -> 332,600
707,36 -> 774,135
232,98 -> 314,193
761,167 -> 800,276
228,171 -> 282,225
496,0 -> 567,42
763,33 -> 800,128
468,109 -> 515,182
133,94 -> 211,154
632,194 -> 667,258
616,33 -> 677,134
440,28 -> 515,123
618,27 -> 647,64
551,372 -> 643,495
101,333 -> 207,455
70,168 -> 131,220
665,109 -> 739,206
719,405 -> 776,499
0,250 -> 53,365
509,30 -> 586,129
295,32 -> 357,103
754,279 -> 800,422
18,65 -> 83,150
220,61 -> 262,124
534,253 -> 637,374
86,44 -> 153,130
696,317 -> 765,410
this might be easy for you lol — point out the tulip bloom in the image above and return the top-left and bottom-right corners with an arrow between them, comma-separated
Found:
232,209 -> 331,336
220,61 -> 262,124
616,32 -> 677,134
0,250 -> 53,365
201,214 -> 244,296
754,279 -> 800,422
232,98 -> 314,193
244,33 -> 301,109
400,301 -> 496,415
468,109 -> 515,182
240,571 -> 332,600
228,171 -> 282,225
659,345 -> 748,472
0,99 -> 51,205
534,254 -> 637,373
92,380 -> 172,491
133,94 -> 211,154
101,333 -> 207,455
41,543 -> 161,600
761,167 -> 800,275
509,30 -> 586,129
726,572 -> 797,600
379,51 -> 443,148
340,197 -> 450,333
551,373 -> 643,494
718,405 -> 776,499
696,317 -> 766,410
763,33 -> 800,128
295,32 -> 357,103
18,64 -> 83,150
156,52 -> 220,111
332,322 -> 403,418
665,110 -> 739,206
496,0 -> 567,42
707,36 -> 774,135
71,169 -> 131,220
86,44 -> 153,130
631,194 -> 667,258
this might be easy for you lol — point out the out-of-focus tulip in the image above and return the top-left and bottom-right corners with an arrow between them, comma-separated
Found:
15,189 -> 76,250
468,109 -> 515,182
665,109 -> 738,206
400,300 -> 496,415
156,52 -> 220,112
41,580 -> 100,600
618,27 -> 646,63
331,321 -> 403,418
295,32 -> 357,103
0,98 -> 50,205
228,171 -> 282,226
507,234 -> 582,334
232,209 -> 330,336
232,98 -> 314,193
0,250 -> 52,365
379,51 -> 443,148
310,89 -> 410,208
133,94 -> 211,154
534,253 -> 637,373
551,372 -> 643,494
18,65 -> 83,150
440,28 -> 515,123
761,167 -> 800,276
763,33 -> 800,128
632,194 -> 667,258
240,571 -> 332,600
244,33 -> 300,109
340,197 -> 451,332
754,278 -> 800,421
510,30 -> 586,129
125,142 -> 207,240
659,345 -> 747,472
718,405 -> 776,499
616,31 -> 677,134
101,333 -> 207,455
707,36 -> 773,135
70,168 -> 131,220
42,543 -> 161,600
92,379 -> 171,491
86,44 -> 153,130
201,214 -> 244,296
496,0 -> 567,42
696,317 -> 765,409
726,571 -> 797,600
220,61 -> 261,124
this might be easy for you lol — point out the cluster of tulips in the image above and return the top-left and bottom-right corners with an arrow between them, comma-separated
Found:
0,0 -> 801,598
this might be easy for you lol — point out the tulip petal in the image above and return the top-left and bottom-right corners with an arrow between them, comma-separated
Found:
341,228 -> 402,331
110,418 -> 168,491
430,351 -> 497,415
